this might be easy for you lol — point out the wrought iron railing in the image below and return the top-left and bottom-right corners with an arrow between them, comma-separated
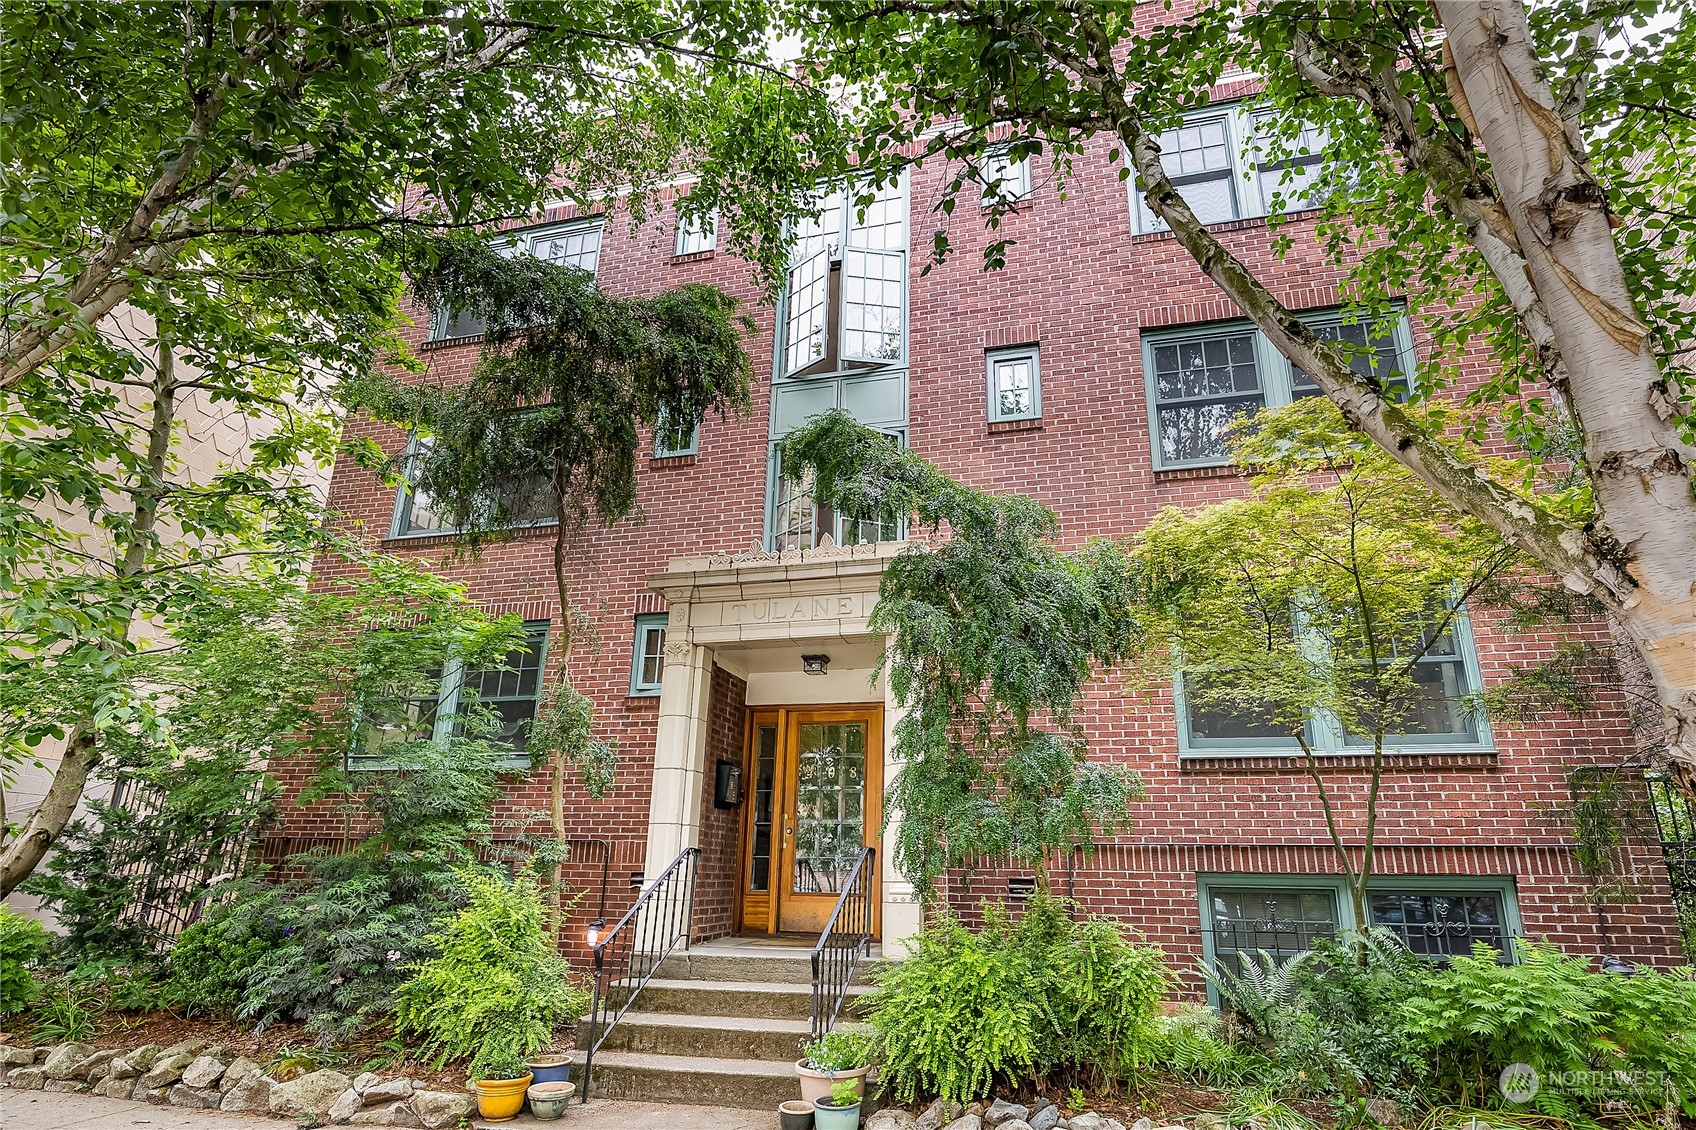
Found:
811,846 -> 876,1042
579,846 -> 700,1102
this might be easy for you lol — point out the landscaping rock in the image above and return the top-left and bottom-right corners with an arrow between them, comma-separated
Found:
122,1043 -> 165,1072
0,1045 -> 36,1067
352,1070 -> 381,1094
270,1069 -> 354,1118
328,1086 -> 364,1123
75,1049 -> 120,1081
1000,1123 -> 1033,1130
219,1056 -> 261,1093
180,1055 -> 226,1089
96,1074 -> 135,1098
1028,1106 -> 1061,1130
139,1052 -> 197,1090
410,1089 -> 477,1129
43,1078 -> 84,1093
1366,1099 -> 1404,1127
988,1100 -> 1032,1126
1192,1116 -> 1228,1130
1132,1119 -> 1155,1130
219,1073 -> 275,1113
169,1083 -> 223,1109
139,1083 -> 173,1105
920,1099 -> 964,1130
867,1112 -> 920,1130
364,1076 -> 413,1102
351,1101 -> 426,1128
161,1038 -> 208,1058
1101,1120 -> 1128,1130
945,1117 -> 984,1130
7,1066 -> 46,1089
41,1041 -> 96,1079
1070,1116 -> 1107,1130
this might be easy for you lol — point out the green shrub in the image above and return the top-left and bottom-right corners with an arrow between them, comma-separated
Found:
1145,1005 -> 1264,1088
393,866 -> 587,1081
1401,942 -> 1696,1118
160,883 -> 286,1016
867,895 -> 1166,1104
30,982 -> 102,1042
0,906 -> 51,1016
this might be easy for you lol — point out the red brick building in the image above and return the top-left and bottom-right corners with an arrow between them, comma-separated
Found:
282,102 -> 1685,990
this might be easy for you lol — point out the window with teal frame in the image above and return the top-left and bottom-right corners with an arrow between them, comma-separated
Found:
1197,873 -> 1523,999
1175,604 -> 1491,758
1142,307 -> 1414,470
630,614 -> 668,696
353,620 -> 550,767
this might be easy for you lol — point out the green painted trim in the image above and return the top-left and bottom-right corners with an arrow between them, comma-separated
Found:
630,613 -> 669,697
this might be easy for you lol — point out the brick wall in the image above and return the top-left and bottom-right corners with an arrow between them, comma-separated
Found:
695,664 -> 749,942
269,86 -> 1688,965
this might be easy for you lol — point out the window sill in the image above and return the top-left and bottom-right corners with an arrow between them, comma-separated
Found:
988,417 -> 1043,434
420,333 -> 483,350
1180,749 -> 1498,774
382,521 -> 559,550
626,691 -> 662,704
670,250 -> 716,265
1152,463 -> 1243,483
649,453 -> 698,468
1130,208 -> 1322,246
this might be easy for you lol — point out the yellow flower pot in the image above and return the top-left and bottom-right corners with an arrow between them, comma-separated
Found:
472,1073 -> 534,1122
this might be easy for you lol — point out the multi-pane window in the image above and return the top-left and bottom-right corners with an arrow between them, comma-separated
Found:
675,208 -> 717,256
977,148 -> 1033,204
390,436 -> 554,537
355,621 -> 549,765
1175,603 -> 1488,756
1142,308 -> 1414,469
1131,105 -> 1333,234
780,179 -> 908,378
1200,876 -> 1519,997
652,407 -> 700,458
770,434 -> 905,552
987,346 -> 1041,422
427,220 -> 603,341
630,614 -> 668,696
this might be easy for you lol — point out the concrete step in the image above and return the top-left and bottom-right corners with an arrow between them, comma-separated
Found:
568,1050 -> 798,1109
592,1011 -> 812,1061
655,947 -> 885,985
604,978 -> 873,1021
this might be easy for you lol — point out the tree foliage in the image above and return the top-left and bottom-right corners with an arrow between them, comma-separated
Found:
781,410 -> 1144,898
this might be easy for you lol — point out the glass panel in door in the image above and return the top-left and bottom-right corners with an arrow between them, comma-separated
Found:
791,722 -> 866,897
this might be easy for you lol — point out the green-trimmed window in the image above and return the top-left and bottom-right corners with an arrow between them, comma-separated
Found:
427,220 -> 603,342
631,614 -> 668,696
675,209 -> 717,257
1175,603 -> 1489,757
1130,104 -> 1333,234
390,434 -> 555,538
355,620 -> 550,766
1142,307 -> 1414,469
988,346 -> 1041,423
1198,874 -> 1522,997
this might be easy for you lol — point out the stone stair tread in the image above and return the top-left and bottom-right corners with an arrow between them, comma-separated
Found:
571,1050 -> 798,1076
613,1011 -> 813,1033
616,978 -> 872,995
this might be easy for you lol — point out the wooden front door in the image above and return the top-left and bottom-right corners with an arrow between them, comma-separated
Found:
738,706 -> 882,937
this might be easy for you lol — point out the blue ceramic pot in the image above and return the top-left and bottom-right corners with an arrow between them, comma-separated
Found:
812,1098 -> 861,1130
525,1056 -> 572,1086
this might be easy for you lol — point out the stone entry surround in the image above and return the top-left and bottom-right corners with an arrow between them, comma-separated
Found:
643,540 -> 920,951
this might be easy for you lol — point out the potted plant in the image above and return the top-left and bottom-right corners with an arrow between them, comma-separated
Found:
813,1079 -> 863,1130
469,1052 -> 534,1123
778,1098 -> 816,1130
525,1052 -> 572,1085
794,1029 -> 874,1104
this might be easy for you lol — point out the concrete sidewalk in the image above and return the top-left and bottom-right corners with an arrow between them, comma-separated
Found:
0,1089 -> 780,1129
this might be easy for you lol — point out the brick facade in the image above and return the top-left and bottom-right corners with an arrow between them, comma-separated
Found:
274,114 -> 1685,972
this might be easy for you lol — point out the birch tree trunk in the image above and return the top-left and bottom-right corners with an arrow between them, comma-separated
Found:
1437,0 -> 1696,783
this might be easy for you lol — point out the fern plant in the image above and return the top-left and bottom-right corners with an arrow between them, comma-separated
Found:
393,866 -> 588,1081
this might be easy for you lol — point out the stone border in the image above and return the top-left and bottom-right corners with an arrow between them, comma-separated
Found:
1,1040 -> 474,1128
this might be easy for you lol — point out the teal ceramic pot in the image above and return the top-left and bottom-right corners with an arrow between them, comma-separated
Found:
812,1098 -> 860,1130
528,1081 -> 575,1120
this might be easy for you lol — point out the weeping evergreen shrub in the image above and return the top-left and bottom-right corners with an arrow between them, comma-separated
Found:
867,896 -> 1167,1103
393,867 -> 588,1081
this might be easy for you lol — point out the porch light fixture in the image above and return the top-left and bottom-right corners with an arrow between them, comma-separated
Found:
801,653 -> 831,676
585,918 -> 606,948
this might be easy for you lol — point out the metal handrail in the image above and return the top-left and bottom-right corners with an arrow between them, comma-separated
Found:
810,846 -> 876,1041
579,846 -> 700,1102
